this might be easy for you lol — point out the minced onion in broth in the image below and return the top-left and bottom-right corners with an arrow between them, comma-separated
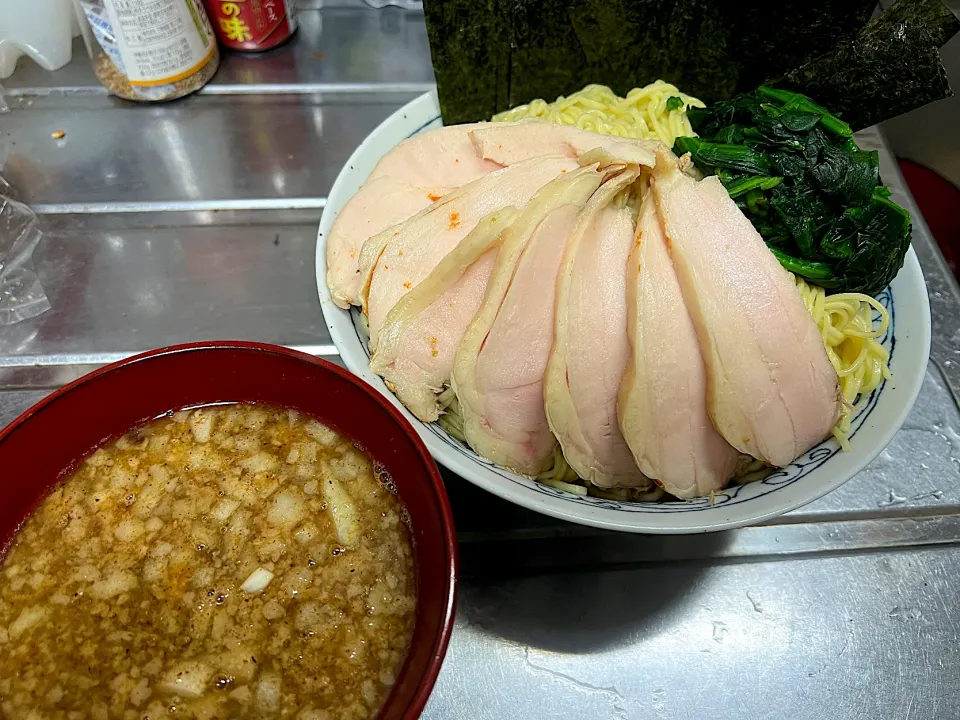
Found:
0,404 -> 416,719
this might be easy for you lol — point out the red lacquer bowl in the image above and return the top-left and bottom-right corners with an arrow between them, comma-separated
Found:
0,341 -> 457,719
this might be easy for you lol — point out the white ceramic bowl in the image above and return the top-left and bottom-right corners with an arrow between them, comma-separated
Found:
315,90 -> 932,534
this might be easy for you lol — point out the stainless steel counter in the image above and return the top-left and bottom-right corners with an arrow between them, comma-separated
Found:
2,4 -> 960,718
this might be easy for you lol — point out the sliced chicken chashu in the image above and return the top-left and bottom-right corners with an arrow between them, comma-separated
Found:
360,155 -> 579,350
544,168 -> 653,490
369,208 -> 518,422
618,192 -> 739,498
326,123 -> 499,309
326,176 -> 451,309
652,151 -> 840,467
470,121 -> 658,168
327,122 -> 650,309
452,165 -> 609,476
368,123 -> 501,188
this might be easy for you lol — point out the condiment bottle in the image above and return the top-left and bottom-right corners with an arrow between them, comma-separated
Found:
202,0 -> 297,52
74,0 -> 219,102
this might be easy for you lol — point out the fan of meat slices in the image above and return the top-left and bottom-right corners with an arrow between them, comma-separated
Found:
325,120 -> 841,500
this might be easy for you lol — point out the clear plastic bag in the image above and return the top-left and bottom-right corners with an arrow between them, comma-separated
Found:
0,157 -> 50,325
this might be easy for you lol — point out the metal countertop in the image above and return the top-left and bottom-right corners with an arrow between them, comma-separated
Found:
2,4 -> 960,718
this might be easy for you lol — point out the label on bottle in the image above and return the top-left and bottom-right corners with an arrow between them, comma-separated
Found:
82,0 -> 216,86
203,0 -> 298,51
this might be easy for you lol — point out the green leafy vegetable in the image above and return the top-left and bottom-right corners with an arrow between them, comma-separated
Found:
674,88 -> 912,295
755,86 -> 852,137
722,175 -> 782,199
674,137 -> 772,175
665,96 -> 685,112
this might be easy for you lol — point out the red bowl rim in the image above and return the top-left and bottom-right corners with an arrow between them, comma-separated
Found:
0,340 -> 458,718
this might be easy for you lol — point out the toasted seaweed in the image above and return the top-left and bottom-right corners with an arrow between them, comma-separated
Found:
721,1 -> 877,94
423,0 -> 875,124
423,0 -> 511,126
774,0 -> 960,131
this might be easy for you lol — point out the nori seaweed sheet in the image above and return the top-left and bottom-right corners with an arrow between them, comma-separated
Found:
422,0 -> 511,124
504,0 -> 738,110
424,0 -> 875,124
720,2 -> 877,94
774,0 -> 960,131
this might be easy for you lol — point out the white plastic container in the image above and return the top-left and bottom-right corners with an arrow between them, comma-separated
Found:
0,0 -> 80,79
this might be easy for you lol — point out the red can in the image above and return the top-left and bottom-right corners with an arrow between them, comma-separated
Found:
203,0 -> 298,51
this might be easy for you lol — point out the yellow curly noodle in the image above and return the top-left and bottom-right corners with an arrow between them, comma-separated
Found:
492,81 -> 705,146
793,275 -> 891,450
436,386 -> 465,442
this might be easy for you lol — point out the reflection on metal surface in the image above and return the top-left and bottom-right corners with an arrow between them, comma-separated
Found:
426,550 -> 960,718
0,222 -> 336,366
200,82 -> 436,95
2,94 -> 415,206
0,346 -> 338,367
1,6 -> 959,718
32,198 -> 328,214
458,512 -> 960,574
862,125 -> 960,406
1,85 -> 435,98
155,119 -> 204,201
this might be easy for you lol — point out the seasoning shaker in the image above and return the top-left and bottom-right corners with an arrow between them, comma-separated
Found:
74,0 -> 219,102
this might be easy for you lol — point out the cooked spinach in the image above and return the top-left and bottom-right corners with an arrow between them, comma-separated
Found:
665,96 -> 685,112
674,87 -> 911,295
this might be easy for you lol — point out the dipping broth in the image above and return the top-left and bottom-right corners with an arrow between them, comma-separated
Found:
0,404 -> 416,720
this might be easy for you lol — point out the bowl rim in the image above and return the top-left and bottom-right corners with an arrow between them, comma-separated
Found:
315,90 -> 932,534
0,340 -> 458,718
